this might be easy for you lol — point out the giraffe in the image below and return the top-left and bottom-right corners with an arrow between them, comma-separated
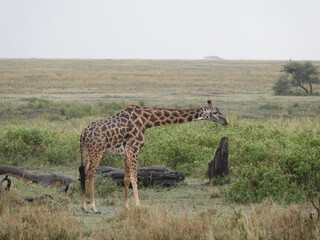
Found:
79,100 -> 227,213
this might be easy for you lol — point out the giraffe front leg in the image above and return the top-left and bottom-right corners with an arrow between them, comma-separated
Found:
125,141 -> 144,207
126,153 -> 140,207
88,174 -> 98,213
130,165 -> 140,207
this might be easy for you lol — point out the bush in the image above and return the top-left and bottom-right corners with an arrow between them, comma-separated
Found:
273,75 -> 291,95
228,162 -> 303,203
0,127 -> 78,166
226,119 -> 320,203
139,122 -> 224,175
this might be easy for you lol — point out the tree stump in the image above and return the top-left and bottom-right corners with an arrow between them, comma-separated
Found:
96,166 -> 185,187
208,137 -> 229,181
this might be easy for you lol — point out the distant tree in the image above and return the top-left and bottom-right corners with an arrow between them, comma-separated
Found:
273,61 -> 320,95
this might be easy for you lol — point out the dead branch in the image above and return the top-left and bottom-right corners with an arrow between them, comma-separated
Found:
0,165 -> 75,187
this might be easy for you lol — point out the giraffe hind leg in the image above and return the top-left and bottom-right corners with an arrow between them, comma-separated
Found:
87,153 -> 103,214
125,147 -> 141,207
80,171 -> 88,213
88,174 -> 101,214
79,161 -> 88,213
124,158 -> 130,209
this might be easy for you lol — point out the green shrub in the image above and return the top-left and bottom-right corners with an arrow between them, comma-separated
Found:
94,175 -> 121,197
273,75 -> 291,95
0,127 -> 78,166
228,162 -> 303,203
225,119 -> 320,203
1,128 -> 45,157
139,122 -> 224,175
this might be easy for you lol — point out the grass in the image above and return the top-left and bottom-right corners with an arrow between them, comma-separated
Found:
258,101 -> 284,110
1,180 -> 319,240
0,59 -> 320,239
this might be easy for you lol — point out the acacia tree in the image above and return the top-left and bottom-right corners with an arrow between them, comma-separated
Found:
273,61 -> 320,95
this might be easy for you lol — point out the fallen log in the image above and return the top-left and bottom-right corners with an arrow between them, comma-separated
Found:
0,165 -> 75,187
97,166 -> 185,187
0,165 -> 185,189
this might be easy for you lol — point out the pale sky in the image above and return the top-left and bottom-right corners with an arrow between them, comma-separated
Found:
1,0 -> 319,60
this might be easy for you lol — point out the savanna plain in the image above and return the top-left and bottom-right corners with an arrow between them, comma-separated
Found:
0,59 -> 320,239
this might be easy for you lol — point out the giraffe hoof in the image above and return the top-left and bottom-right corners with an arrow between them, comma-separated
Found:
81,209 -> 89,214
93,211 -> 102,214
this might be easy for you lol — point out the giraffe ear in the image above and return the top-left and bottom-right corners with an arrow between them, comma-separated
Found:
207,100 -> 213,109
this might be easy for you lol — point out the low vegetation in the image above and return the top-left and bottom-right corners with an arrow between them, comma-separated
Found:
0,59 -> 320,239
0,101 -> 319,205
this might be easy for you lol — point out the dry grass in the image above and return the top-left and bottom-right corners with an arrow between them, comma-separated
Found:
0,190 -> 84,240
88,200 -> 320,240
1,59 -> 320,117
0,176 -> 319,240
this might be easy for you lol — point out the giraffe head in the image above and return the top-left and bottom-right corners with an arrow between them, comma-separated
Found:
198,100 -> 228,125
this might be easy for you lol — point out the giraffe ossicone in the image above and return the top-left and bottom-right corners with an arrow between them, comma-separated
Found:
79,100 -> 227,213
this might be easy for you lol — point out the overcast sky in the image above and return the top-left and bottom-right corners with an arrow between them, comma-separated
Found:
0,0 -> 319,60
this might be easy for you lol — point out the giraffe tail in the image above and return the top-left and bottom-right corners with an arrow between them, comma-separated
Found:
79,144 -> 86,194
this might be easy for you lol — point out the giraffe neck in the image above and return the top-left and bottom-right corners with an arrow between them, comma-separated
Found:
135,106 -> 204,131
